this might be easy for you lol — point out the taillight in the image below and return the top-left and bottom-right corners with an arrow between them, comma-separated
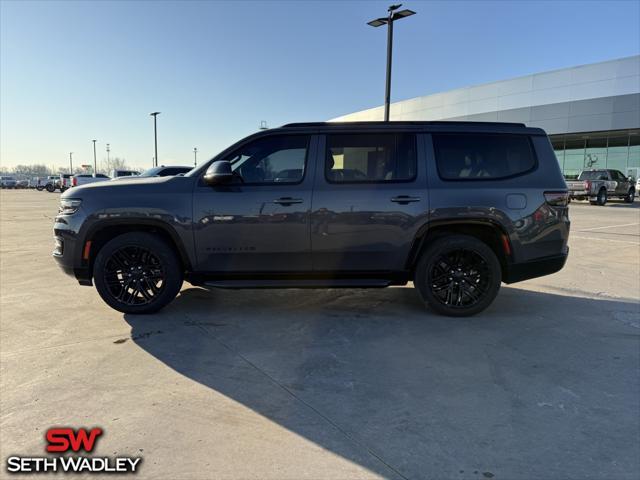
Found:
544,191 -> 569,207
72,177 -> 77,186
584,180 -> 591,190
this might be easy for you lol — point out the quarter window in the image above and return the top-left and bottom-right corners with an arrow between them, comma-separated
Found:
325,133 -> 416,183
225,135 -> 309,184
433,134 -> 536,180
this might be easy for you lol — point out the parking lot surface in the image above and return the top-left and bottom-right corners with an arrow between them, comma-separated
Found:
1,190 -> 639,480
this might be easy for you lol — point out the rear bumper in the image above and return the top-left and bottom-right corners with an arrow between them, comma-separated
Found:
569,190 -> 588,197
504,250 -> 568,284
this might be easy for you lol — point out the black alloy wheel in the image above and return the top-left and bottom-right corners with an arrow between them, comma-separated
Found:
429,248 -> 491,310
103,246 -> 165,306
93,233 -> 183,314
415,235 -> 502,317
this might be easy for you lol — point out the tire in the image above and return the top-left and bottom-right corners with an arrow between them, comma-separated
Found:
414,235 -> 502,317
45,183 -> 55,193
624,189 -> 635,203
591,188 -> 607,206
93,232 -> 183,314
36,186 -> 44,191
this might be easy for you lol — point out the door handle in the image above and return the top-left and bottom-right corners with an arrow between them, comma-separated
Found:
390,195 -> 421,204
273,197 -> 303,205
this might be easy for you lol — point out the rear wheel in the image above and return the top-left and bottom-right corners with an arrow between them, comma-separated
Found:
590,188 -> 607,206
414,235 -> 502,317
46,183 -> 55,192
93,233 -> 183,314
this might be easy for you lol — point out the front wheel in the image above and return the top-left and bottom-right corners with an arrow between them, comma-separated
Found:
45,183 -> 55,193
93,232 -> 183,314
414,235 -> 502,317
624,189 -> 635,203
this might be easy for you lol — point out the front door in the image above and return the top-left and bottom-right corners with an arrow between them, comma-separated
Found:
613,170 -> 630,195
311,132 -> 428,272
193,134 -> 316,272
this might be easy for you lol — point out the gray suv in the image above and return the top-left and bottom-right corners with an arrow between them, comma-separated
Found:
53,121 -> 570,316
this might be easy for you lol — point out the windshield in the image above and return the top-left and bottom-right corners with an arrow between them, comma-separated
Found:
140,167 -> 162,177
578,171 -> 608,180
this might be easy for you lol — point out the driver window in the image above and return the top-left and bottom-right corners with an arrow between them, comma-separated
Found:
224,135 -> 309,184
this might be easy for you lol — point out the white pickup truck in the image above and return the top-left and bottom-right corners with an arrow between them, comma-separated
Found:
71,173 -> 111,188
567,169 -> 635,205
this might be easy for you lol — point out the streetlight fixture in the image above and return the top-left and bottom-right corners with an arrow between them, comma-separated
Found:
69,152 -> 73,174
150,112 -> 160,167
193,147 -> 198,167
92,140 -> 97,176
367,4 -> 416,121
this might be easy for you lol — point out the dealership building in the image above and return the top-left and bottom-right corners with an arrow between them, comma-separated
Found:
331,55 -> 640,179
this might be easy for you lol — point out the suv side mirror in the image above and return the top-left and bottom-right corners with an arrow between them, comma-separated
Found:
204,161 -> 233,186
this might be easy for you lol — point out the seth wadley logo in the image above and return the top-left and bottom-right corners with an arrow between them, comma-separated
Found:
5,427 -> 142,474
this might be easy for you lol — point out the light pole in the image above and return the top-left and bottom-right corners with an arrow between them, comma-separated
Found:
69,152 -> 73,174
92,140 -> 97,176
193,147 -> 198,167
150,112 -> 160,167
367,4 -> 416,121
106,143 -> 110,163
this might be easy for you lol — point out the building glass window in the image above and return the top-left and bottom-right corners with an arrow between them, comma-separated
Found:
551,137 -> 565,169
606,135 -> 629,173
585,137 -> 607,170
563,138 -> 585,179
629,134 -> 640,169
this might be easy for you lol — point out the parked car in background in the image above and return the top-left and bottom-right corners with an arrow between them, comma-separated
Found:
58,174 -> 73,192
54,121 -> 570,317
71,174 -> 110,187
16,179 -> 29,189
112,165 -> 192,180
566,169 -> 635,205
42,176 -> 60,192
1,176 -> 18,189
110,169 -> 139,179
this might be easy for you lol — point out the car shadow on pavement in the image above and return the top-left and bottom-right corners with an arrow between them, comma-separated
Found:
123,286 -> 639,480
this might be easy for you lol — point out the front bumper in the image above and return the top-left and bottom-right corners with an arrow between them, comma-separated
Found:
53,229 -> 92,285
504,250 -> 568,284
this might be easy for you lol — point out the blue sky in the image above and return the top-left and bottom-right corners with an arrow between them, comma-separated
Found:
1,0 -> 639,170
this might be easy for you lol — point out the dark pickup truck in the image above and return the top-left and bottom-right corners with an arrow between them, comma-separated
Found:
566,169 -> 635,205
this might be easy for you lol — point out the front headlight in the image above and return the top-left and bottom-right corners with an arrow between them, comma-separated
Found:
59,198 -> 82,215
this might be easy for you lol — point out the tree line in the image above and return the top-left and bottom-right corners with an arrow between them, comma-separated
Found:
0,158 -> 145,177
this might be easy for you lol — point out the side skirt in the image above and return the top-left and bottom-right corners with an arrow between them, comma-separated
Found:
185,271 -> 410,289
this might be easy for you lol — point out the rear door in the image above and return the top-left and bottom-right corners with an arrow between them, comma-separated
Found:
310,131 -> 428,272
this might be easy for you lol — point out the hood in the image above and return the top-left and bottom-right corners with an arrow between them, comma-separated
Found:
61,175 -> 182,199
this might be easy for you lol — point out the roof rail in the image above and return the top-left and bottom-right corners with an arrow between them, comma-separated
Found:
281,120 -> 527,128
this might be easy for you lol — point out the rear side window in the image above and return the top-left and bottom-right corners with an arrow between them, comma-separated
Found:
326,133 -> 416,183
433,134 -> 536,180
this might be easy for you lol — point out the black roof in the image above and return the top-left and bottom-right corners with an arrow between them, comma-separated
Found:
274,120 -> 546,135
282,121 -> 527,128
